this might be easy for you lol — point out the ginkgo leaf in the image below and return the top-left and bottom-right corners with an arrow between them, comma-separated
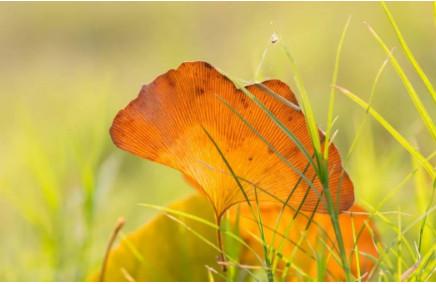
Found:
90,194 -> 220,282
110,61 -> 354,218
231,203 -> 378,281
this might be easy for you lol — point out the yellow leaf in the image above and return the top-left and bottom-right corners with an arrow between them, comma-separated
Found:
89,195 -> 220,282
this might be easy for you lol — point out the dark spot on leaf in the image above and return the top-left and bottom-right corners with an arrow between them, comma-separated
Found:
195,87 -> 205,95
248,156 -> 253,161
167,77 -> 176,87
240,96 -> 249,109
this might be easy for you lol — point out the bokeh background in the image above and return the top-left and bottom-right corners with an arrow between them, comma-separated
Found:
0,2 -> 435,281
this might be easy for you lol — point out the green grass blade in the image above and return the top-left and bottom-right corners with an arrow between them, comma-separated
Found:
336,85 -> 435,180
365,22 -> 436,141
138,203 -> 264,264
201,126 -> 273,281
214,93 -> 314,189
396,210 -> 403,281
234,83 -> 316,169
120,232 -> 145,263
350,217 -> 361,280
201,126 -> 252,209
346,48 -> 391,161
434,2 -> 436,29
417,180 -> 436,253
268,161 -> 311,259
325,16 -> 352,160
278,41 -> 352,280
164,214 -> 261,281
278,43 -> 322,160
164,214 -> 224,257
255,45 -> 271,81
254,188 -> 274,281
382,1 -> 436,104
188,158 -> 337,247
139,203 -> 219,228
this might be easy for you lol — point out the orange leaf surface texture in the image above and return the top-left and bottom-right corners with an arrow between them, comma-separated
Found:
110,61 -> 354,218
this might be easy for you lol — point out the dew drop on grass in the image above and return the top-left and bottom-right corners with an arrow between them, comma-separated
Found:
271,32 -> 279,44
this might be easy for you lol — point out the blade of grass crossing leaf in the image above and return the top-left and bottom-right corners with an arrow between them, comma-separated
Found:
120,267 -> 136,282
256,83 -> 301,111
231,65 -> 340,270
278,45 -> 349,277
201,127 -> 274,281
382,1 -> 436,104
278,41 -> 352,280
351,216 -> 362,280
325,16 -> 352,160
120,233 -> 145,263
138,203 -> 264,263
278,43 -> 322,158
195,150 -> 349,266
234,174 -> 338,247
321,183 -> 352,281
139,203 -> 219,228
215,94 -> 317,193
316,235 -> 344,272
166,214 -> 264,281
215,93 -> 329,245
316,239 -> 328,281
276,43 -> 328,193
164,214 -> 219,254
293,175 -> 319,220
214,92 -> 341,266
268,161 -> 311,259
247,231 -> 314,280
222,212 -> 239,281
254,188 -> 274,281
366,22 -> 436,141
194,161 -> 339,248
336,85 -> 435,179
201,127 -> 252,208
233,82 -> 316,170
165,214 -> 261,281
245,206 -> 338,263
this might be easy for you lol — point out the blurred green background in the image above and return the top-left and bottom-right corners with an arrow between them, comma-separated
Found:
0,2 -> 434,281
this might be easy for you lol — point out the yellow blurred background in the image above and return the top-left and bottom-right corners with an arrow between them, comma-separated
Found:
0,2 -> 434,281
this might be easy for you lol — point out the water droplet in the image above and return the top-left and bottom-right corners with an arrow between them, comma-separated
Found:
271,32 -> 279,44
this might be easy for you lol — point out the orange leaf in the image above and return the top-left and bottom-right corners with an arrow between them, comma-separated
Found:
231,203 -> 378,281
110,61 -> 354,217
